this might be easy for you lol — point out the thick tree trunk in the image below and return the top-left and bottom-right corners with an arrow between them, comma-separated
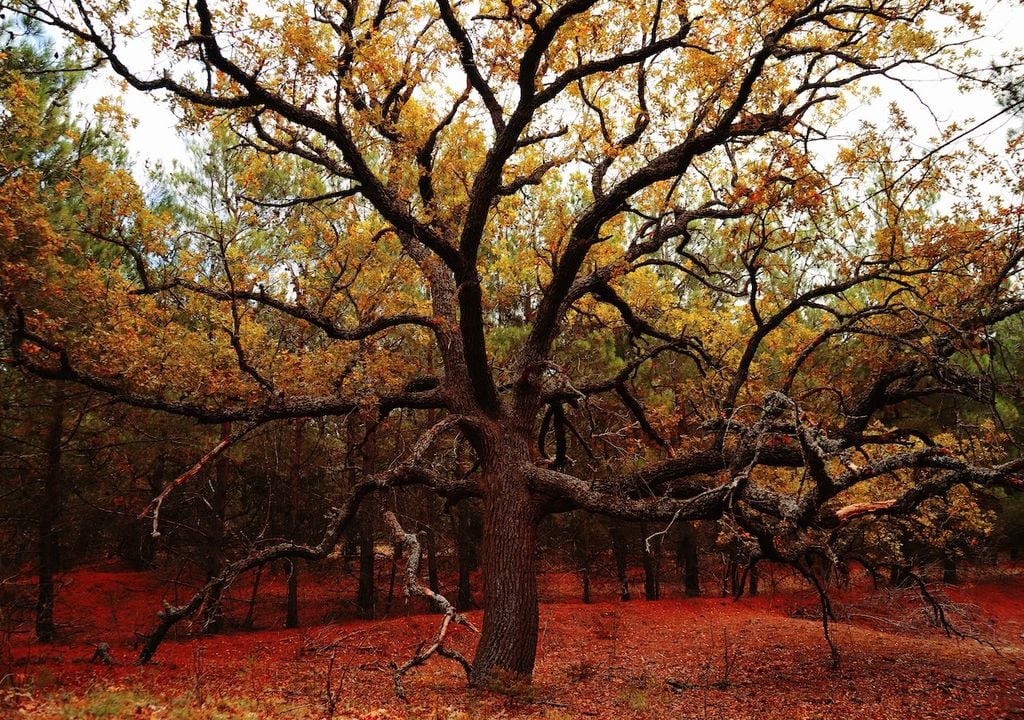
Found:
36,385 -> 64,643
470,457 -> 539,684
890,537 -> 914,588
284,560 -> 299,627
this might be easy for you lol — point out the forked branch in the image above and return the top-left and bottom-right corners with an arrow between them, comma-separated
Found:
385,511 -> 477,700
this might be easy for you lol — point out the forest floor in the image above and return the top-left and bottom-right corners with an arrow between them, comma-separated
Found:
1,563 -> 1023,719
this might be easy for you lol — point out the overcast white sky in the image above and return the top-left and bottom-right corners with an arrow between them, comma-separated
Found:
72,1 -> 1023,180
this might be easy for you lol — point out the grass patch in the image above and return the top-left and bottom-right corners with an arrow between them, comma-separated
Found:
60,688 -> 154,718
41,687 -> 288,719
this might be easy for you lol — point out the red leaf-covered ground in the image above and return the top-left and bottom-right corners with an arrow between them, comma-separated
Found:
2,564 -> 1022,718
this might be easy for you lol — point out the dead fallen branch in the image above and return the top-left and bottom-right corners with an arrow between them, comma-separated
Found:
134,418 -> 469,665
139,421 -> 261,538
384,511 -> 477,700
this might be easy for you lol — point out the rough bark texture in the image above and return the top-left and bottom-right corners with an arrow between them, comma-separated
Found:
723,541 -> 740,597
470,451 -> 539,684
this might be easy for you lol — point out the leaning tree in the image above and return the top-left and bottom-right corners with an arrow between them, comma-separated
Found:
2,0 -> 1024,683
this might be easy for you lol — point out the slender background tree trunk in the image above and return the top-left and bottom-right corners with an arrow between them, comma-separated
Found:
641,522 -> 660,601
285,420 -> 302,628
36,384 -> 64,643
454,445 -> 477,611
610,521 -> 630,601
202,422 -> 230,633
455,504 -> 476,610
356,425 -> 376,619
575,518 -> 592,604
678,524 -> 701,597
357,507 -> 376,619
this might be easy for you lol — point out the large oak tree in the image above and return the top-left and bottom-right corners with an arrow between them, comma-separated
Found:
2,0 -> 1024,682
